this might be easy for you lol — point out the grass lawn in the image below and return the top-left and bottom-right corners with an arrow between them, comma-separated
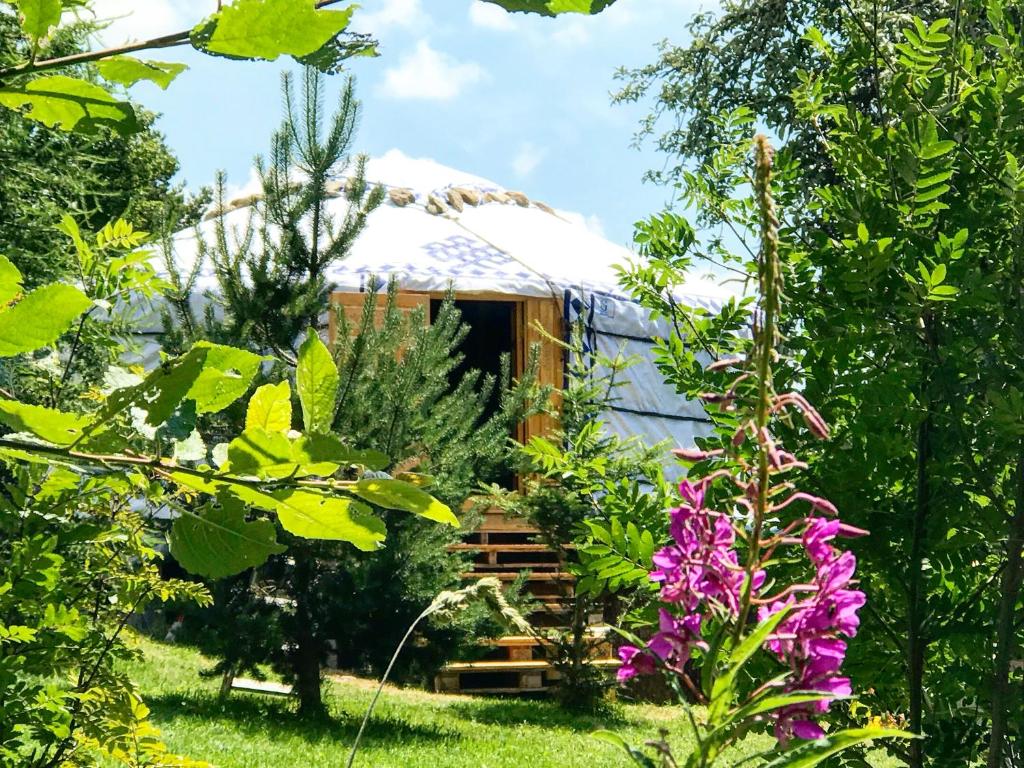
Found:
124,635 -> 899,768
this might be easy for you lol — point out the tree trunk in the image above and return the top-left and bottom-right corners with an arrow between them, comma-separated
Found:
291,551 -> 324,716
907,410 -> 932,768
987,451 -> 1024,768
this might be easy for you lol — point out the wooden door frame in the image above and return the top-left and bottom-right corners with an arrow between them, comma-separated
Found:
328,289 -> 563,446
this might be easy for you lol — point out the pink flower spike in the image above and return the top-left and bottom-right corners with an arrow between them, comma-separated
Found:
617,645 -> 656,682
706,357 -> 745,372
790,720 -> 826,741
673,447 -> 725,462
773,492 -> 839,516
838,523 -> 870,538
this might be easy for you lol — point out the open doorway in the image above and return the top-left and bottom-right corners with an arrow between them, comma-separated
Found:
431,298 -> 518,486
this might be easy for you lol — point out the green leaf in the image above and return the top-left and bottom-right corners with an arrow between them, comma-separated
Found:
290,433 -> 389,472
760,728 -> 918,768
187,342 -> 265,413
481,0 -> 617,15
296,329 -> 337,433
14,0 -> 60,45
246,381 -> 292,433
919,139 -> 955,159
95,57 -> 188,90
0,284 -> 90,356
226,427 -> 294,478
101,347 -> 210,430
192,0 -> 354,61
273,490 -> 385,550
0,255 -> 23,306
0,400 -> 92,446
352,478 -> 458,526
169,492 -> 286,578
0,76 -> 138,135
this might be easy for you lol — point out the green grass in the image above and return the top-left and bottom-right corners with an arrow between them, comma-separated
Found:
124,635 -> 899,768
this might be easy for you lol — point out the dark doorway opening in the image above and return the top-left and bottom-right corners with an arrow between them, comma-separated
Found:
431,299 -> 517,486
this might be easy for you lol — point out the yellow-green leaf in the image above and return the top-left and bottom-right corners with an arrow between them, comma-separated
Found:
0,76 -> 138,135
0,400 -> 93,446
15,0 -> 60,45
0,255 -> 23,306
0,283 -> 91,356
96,57 -> 188,90
246,381 -> 292,433
226,427 -> 294,478
187,342 -> 265,413
192,0 -> 354,61
352,478 -> 458,526
296,329 -> 337,434
481,0 -> 617,15
273,490 -> 385,550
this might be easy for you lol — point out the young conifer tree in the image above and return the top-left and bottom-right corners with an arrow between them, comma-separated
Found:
164,68 -> 543,714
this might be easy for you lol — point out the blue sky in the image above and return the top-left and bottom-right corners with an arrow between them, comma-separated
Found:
93,0 -> 710,246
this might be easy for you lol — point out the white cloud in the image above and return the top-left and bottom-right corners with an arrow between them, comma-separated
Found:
86,0 -> 210,46
350,0 -> 428,34
468,1 -> 516,31
380,40 -> 486,102
511,142 -> 545,179
550,19 -> 590,47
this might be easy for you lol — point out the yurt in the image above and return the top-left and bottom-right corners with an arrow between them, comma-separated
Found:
161,149 -> 734,455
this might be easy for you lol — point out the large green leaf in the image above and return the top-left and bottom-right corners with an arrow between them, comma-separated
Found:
192,0 -> 354,61
226,427 -> 294,478
481,0 -> 617,15
0,284 -> 91,357
273,490 -> 385,550
352,478 -> 458,526
95,57 -> 188,90
0,76 -> 138,135
166,472 -> 386,548
246,381 -> 292,433
0,400 -> 93,446
0,255 -> 23,306
187,342 -> 264,413
101,346 -> 210,430
759,728 -> 917,768
291,433 -> 388,472
169,493 -> 286,578
14,0 -> 60,45
296,329 -> 337,434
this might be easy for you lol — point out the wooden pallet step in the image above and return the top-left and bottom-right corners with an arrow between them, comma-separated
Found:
460,571 -> 575,581
470,562 -> 564,571
442,660 -> 550,672
448,543 -> 554,552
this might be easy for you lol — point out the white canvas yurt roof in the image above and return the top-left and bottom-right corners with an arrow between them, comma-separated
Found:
161,150 -> 734,457
164,149 -> 733,307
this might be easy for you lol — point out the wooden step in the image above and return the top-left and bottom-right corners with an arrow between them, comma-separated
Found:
448,543 -> 554,552
442,660 -> 550,672
460,571 -> 575,581
434,656 -> 622,695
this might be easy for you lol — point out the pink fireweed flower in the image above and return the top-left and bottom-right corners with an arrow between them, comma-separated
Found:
617,645 -> 657,682
760,516 -> 866,743
648,609 -> 707,671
